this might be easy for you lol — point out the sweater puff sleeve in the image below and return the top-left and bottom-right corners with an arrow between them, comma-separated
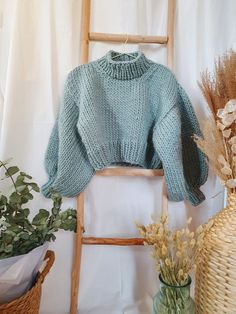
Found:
152,73 -> 208,206
41,70 -> 95,198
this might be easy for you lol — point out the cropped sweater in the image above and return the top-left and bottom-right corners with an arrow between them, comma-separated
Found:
42,50 -> 208,206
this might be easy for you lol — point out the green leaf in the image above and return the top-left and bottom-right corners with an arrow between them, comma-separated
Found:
20,172 -> 32,179
32,209 -> 50,225
7,225 -> 22,233
22,208 -> 30,217
19,232 -> 30,240
60,209 -> 77,232
27,193 -> 33,200
4,234 -> 13,244
28,182 -> 40,192
9,192 -> 21,204
16,185 -> 27,193
23,220 -> 34,232
15,175 -> 25,185
4,229 -> 16,236
0,195 -> 7,206
52,219 -> 61,229
45,234 -> 56,242
21,192 -> 33,201
51,234 -> 56,241
5,166 -> 19,177
13,212 -> 26,225
4,244 -> 13,253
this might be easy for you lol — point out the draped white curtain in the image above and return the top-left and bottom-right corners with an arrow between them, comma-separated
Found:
0,1 -> 235,313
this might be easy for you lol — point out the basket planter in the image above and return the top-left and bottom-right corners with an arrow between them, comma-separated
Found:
195,192 -> 236,313
0,250 -> 55,314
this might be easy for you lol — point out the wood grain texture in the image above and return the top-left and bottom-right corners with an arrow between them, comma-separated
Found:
167,0 -> 175,68
89,32 -> 168,44
96,167 -> 163,177
82,237 -> 145,246
70,192 -> 85,314
80,0 -> 91,64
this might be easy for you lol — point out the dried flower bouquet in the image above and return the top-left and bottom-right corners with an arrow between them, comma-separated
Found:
137,214 -> 208,311
194,51 -> 236,191
193,51 -> 236,314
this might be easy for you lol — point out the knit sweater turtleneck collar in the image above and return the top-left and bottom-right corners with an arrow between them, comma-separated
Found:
97,50 -> 152,80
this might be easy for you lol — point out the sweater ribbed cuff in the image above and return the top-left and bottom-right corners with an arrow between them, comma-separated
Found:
41,176 -> 56,198
53,167 -> 95,197
186,186 -> 206,206
163,166 -> 206,206
41,165 -> 95,198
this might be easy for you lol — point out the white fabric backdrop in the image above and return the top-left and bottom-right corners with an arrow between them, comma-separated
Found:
0,0 -> 236,313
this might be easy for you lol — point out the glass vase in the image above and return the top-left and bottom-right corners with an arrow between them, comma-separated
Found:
153,275 -> 196,314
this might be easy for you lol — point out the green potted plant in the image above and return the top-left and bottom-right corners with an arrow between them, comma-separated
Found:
0,159 -> 76,304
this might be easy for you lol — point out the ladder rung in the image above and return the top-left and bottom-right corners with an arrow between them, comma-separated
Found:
82,237 -> 144,246
89,32 -> 168,44
96,167 -> 163,177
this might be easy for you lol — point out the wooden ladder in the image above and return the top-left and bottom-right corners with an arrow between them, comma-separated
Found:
70,1 -> 175,313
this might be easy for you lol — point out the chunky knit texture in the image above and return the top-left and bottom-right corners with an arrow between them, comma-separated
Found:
42,50 -> 208,206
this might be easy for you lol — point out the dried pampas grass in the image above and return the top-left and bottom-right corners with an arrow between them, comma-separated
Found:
199,51 -> 236,117
195,51 -> 236,191
193,118 -> 227,182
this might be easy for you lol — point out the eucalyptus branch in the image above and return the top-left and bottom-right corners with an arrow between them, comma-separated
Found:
0,160 -> 77,259
0,161 -> 17,192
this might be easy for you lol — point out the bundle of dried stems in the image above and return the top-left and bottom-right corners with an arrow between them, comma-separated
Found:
194,51 -> 236,192
199,51 -> 236,117
137,214 -> 208,287
136,213 -> 212,311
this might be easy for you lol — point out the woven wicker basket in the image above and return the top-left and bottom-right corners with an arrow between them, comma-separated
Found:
0,250 -> 55,314
195,192 -> 236,314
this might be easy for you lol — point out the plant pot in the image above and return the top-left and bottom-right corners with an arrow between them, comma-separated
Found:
0,250 -> 54,314
153,275 -> 196,314
0,242 -> 49,304
195,192 -> 236,313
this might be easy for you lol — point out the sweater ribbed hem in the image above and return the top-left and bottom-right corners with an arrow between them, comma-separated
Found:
86,140 -> 162,170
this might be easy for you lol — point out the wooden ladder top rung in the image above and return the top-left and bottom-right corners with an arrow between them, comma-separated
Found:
95,167 -> 164,177
82,237 -> 144,246
89,32 -> 168,44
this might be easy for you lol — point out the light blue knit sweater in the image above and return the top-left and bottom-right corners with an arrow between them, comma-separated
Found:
42,50 -> 208,206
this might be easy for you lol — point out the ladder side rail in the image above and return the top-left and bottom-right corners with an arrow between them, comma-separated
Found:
71,1 -> 175,312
